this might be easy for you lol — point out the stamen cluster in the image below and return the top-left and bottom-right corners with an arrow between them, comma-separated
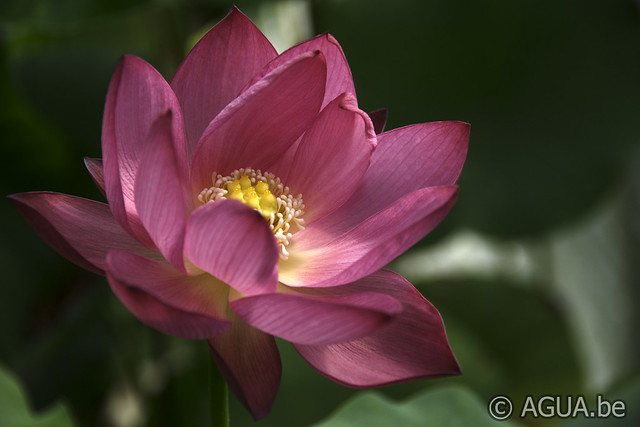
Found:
198,168 -> 305,258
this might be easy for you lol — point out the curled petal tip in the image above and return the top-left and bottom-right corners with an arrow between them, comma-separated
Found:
83,157 -> 106,196
367,108 -> 388,134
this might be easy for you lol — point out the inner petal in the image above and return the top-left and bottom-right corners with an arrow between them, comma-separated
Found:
198,167 -> 304,259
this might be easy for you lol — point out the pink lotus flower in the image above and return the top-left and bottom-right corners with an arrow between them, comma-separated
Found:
10,7 -> 468,419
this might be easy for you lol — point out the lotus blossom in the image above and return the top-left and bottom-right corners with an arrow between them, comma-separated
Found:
10,6 -> 469,420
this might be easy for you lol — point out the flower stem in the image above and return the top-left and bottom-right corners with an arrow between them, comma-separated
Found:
210,359 -> 229,427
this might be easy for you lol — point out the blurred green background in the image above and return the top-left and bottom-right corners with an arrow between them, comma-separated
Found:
1,0 -> 639,425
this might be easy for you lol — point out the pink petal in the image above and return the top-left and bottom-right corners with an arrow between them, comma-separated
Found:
229,286 -> 401,345
246,33 -> 355,109
295,270 -> 460,387
190,51 -> 326,195
134,111 -> 190,272
9,192 -> 154,275
280,185 -> 459,287
106,250 -> 230,339
184,200 -> 279,295
102,55 -> 187,247
367,108 -> 388,134
375,120 -> 468,186
271,92 -> 376,223
84,157 -> 105,196
208,318 -> 281,420
170,6 -> 277,158
346,121 -> 469,221
279,121 -> 468,265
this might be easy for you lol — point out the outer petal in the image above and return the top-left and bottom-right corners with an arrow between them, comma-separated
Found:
170,6 -> 277,157
229,286 -> 400,345
295,270 -> 460,387
102,55 -> 187,247
106,250 -> 230,339
107,251 -> 231,339
190,51 -> 326,195
280,186 -> 459,287
184,199 -> 279,295
84,157 -> 105,196
9,192 -> 153,275
245,33 -> 354,109
208,318 -> 281,420
345,121 -> 469,222
271,92 -> 376,223
134,111 -> 190,272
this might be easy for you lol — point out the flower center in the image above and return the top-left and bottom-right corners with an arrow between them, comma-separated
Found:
198,168 -> 305,259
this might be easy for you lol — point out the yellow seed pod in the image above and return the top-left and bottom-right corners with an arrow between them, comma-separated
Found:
259,192 -> 278,218
239,175 -> 252,190
243,188 -> 260,209
255,181 -> 269,195
227,188 -> 244,201
227,180 -> 241,193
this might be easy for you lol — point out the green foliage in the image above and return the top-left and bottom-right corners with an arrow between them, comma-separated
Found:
313,386 -> 519,427
0,365 -> 74,427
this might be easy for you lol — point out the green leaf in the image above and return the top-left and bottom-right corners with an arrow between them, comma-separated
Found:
0,364 -> 75,427
312,386 -> 520,427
